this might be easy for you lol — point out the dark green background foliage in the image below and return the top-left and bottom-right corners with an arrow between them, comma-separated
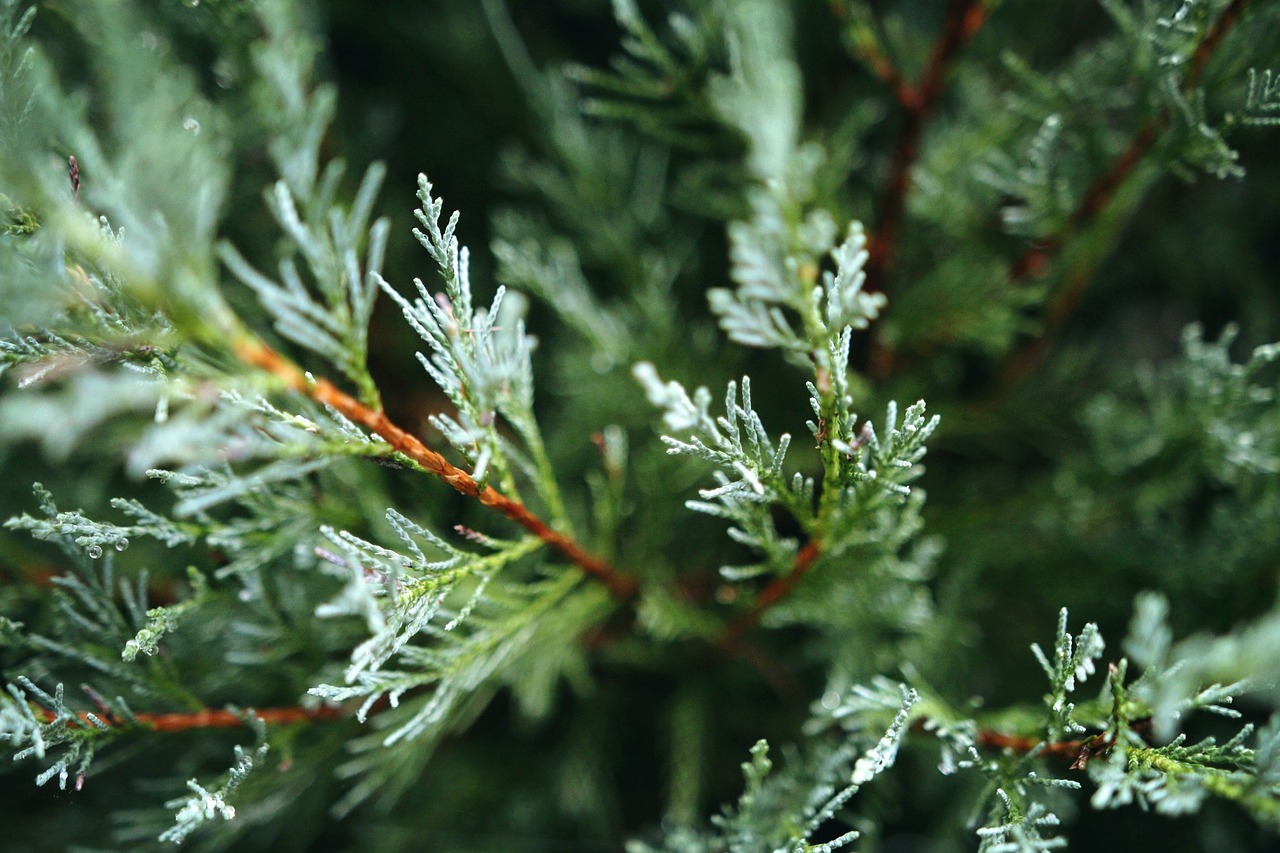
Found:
2,0 -> 1280,850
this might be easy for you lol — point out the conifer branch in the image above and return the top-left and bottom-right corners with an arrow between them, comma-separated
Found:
975,719 -> 1161,769
1008,125 -> 1158,282
881,0 -> 1251,383
1011,0 -> 1249,283
725,538 -> 821,643
41,703 -> 347,733
1190,0 -> 1250,85
838,0 -> 915,109
233,337 -> 639,599
861,46 -> 915,110
975,729 -> 1107,766
5,1 -> 1280,843
992,0 -> 1253,390
865,0 -> 989,297
914,0 -> 990,113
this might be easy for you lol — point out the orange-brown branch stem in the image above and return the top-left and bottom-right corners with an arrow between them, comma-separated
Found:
975,728 -> 1110,768
234,339 -> 638,599
866,0 -> 989,297
726,538 -> 822,643
131,704 -> 346,731
44,703 -> 347,733
991,0 -> 1252,391
884,0 -> 1250,384
1011,0 -> 1248,283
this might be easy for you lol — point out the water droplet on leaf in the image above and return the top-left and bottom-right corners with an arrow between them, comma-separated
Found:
87,544 -> 103,559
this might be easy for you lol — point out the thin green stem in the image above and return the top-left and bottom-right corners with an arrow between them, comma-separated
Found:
483,421 -> 525,505
518,414 -> 569,529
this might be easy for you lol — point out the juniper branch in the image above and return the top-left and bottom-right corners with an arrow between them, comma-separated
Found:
1011,0 -> 1249,282
881,0 -> 1252,385
1008,125 -> 1158,283
865,0 -> 990,297
990,0 -> 1253,395
975,728 -> 1113,767
39,703 -> 347,733
725,538 -> 821,643
838,1 -> 916,108
232,337 -> 639,599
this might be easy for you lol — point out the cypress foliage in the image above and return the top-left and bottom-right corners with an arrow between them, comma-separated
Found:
2,1 -> 1280,849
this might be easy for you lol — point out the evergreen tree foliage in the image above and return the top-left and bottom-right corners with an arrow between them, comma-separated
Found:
2,0 -> 1280,849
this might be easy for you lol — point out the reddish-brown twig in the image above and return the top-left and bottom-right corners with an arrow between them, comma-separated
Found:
976,728 -> 1111,768
1188,0 -> 1249,85
865,0 -> 990,298
843,4 -> 917,110
129,704 -> 347,731
1011,0 -> 1248,283
865,52 -> 917,109
41,702 -> 347,733
1010,123 -> 1160,282
725,538 -> 822,643
993,0 -> 1251,389
864,0 -> 990,379
879,0 -> 1250,385
234,338 -> 639,599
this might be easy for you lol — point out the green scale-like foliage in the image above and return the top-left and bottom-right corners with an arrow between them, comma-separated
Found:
1,0 -> 1280,850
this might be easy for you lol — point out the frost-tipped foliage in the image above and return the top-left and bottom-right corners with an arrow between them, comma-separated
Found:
159,714 -> 269,844
218,165 -> 389,404
6,484 -> 192,560
378,176 -> 562,510
632,688 -> 916,853
0,677 -> 109,791
636,361 -> 938,598
711,200 -> 884,360
312,511 -> 540,719
1241,67 -> 1280,125
3,0 -> 1280,849
976,795 -> 1070,853
1031,609 -> 1106,739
